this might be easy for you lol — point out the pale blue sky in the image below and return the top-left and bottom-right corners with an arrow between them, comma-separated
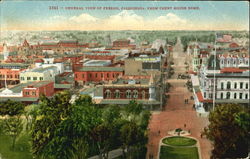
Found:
1,1 -> 249,31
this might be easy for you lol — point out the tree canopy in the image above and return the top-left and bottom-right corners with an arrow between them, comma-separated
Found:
203,104 -> 249,158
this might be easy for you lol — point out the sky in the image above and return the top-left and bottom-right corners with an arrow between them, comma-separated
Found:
0,1 -> 249,31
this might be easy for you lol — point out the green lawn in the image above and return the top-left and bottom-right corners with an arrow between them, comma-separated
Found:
160,146 -> 199,159
0,134 -> 33,159
162,136 -> 197,146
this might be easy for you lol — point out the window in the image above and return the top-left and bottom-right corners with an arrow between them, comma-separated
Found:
114,90 -> 120,99
204,92 -> 206,98
209,93 -> 213,98
25,92 -> 29,95
234,82 -> 237,89
107,73 -> 109,78
220,93 -> 223,99
21,77 -> 24,80
227,81 -> 231,89
221,82 -> 224,89
32,91 -> 36,96
75,74 -> 78,78
101,73 -> 103,78
33,77 -> 37,80
240,82 -> 243,89
39,77 -> 43,81
204,81 -> 206,87
141,91 -> 146,99
113,73 -> 115,78
27,77 -> 31,80
105,90 -> 111,98
246,83 -> 248,89
234,93 -> 237,99
133,90 -> 138,99
126,90 -> 132,99
245,94 -> 248,99
239,93 -> 243,99
95,73 -> 97,78
89,74 -> 92,78
226,92 -> 230,99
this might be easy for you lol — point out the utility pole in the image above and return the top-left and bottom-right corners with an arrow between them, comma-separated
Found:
212,32 -> 217,111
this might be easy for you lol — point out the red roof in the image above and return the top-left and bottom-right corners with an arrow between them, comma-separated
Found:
220,67 -> 248,73
196,91 -> 212,103
34,59 -> 44,63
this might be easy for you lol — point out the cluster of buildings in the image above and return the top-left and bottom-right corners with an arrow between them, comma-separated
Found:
0,37 -> 171,108
187,34 -> 249,112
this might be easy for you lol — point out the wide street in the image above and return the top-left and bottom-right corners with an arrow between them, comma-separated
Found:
147,38 -> 212,159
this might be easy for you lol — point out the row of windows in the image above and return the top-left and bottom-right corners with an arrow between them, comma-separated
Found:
0,74 -> 19,79
220,59 -> 249,65
204,92 -> 248,100
21,77 -> 43,81
76,73 -> 120,79
105,90 -> 146,99
24,91 -> 36,96
220,82 -> 248,90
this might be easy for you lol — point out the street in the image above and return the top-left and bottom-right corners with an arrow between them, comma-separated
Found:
147,37 -> 211,159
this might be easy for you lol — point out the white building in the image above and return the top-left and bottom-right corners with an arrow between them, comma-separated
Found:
20,66 -> 59,83
35,57 -> 64,74
194,54 -> 249,111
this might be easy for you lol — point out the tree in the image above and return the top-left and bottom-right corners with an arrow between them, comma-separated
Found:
91,123 -> 111,159
31,91 -> 72,158
120,121 -> 140,158
0,100 -> 25,149
203,104 -> 249,158
125,100 -> 143,121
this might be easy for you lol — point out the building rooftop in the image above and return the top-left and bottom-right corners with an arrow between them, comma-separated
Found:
0,63 -> 30,68
0,97 -> 38,102
25,66 -> 57,73
78,66 -> 124,72
98,99 -> 160,105
8,81 -> 52,93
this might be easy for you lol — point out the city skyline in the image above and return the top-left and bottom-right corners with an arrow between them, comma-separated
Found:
0,1 -> 249,31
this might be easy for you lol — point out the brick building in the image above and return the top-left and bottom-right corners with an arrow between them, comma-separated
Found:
74,66 -> 124,85
22,81 -> 54,97
112,39 -> 136,49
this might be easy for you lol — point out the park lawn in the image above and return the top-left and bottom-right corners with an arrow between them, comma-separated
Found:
0,133 -> 33,159
160,145 -> 199,159
162,136 -> 197,146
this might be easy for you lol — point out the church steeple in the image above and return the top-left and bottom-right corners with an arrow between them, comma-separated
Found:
23,39 -> 30,47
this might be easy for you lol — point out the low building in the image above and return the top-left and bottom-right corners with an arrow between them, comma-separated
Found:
20,66 -> 59,83
0,81 -> 54,103
96,75 -> 161,107
124,55 -> 163,76
74,66 -> 124,85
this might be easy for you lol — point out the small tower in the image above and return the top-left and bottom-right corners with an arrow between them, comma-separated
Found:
3,43 -> 9,61
149,74 -> 156,101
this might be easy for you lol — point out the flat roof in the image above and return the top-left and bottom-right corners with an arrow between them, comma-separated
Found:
0,97 -> 38,102
9,81 -> 52,93
78,66 -> 124,72
99,99 -> 160,105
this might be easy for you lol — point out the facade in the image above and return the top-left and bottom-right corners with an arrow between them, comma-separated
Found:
0,68 -> 23,87
112,39 -> 136,49
22,81 -> 54,97
97,75 -> 160,106
0,81 -> 55,103
194,54 -> 250,111
74,66 -> 124,85
20,66 -> 59,83
124,55 -> 163,75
